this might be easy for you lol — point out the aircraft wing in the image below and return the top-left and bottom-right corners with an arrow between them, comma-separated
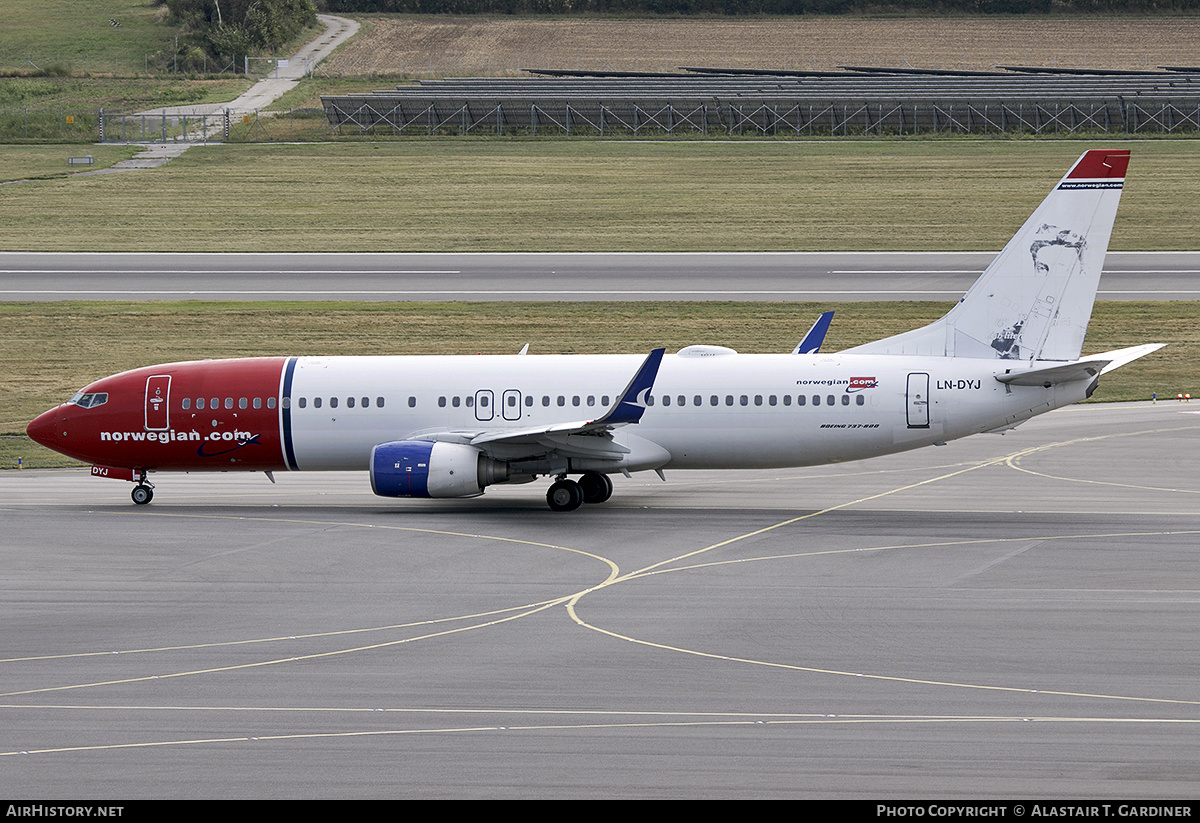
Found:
409,348 -> 666,460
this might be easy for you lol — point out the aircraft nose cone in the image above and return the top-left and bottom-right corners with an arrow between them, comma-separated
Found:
26,408 -> 61,449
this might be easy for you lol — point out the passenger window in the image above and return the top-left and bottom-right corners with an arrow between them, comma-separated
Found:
602,395 -> 610,406
196,398 -> 205,410
466,396 -> 474,407
557,396 -> 565,407
362,397 -> 369,408
841,395 -> 849,406
797,395 -> 805,406
726,395 -> 734,406
783,395 -> 791,406
452,396 -> 461,407
710,395 -> 718,406
769,395 -> 777,406
377,397 -> 385,408
438,397 -> 447,408
225,398 -> 233,410
677,395 -> 685,407
280,397 -> 289,409
587,396 -> 595,407
694,395 -> 702,406
479,395 -> 488,408
253,397 -> 262,409
330,397 -> 338,409
572,396 -> 580,406
182,398 -> 191,410
856,395 -> 865,406
827,395 -> 836,406
314,397 -> 322,409
268,398 -> 277,409
812,395 -> 820,406
408,397 -> 416,408
211,397 -> 219,410
299,397 -> 307,409
740,395 -> 748,406
525,396 -> 533,407
662,395 -> 671,407
754,395 -> 762,406
239,398 -> 248,410
507,395 -> 517,407
542,396 -> 550,407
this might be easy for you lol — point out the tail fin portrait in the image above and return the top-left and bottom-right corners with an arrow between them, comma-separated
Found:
847,149 -> 1130,362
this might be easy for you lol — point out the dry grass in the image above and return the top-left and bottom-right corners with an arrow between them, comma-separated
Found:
1,141 -> 1196,252
329,15 -> 1200,78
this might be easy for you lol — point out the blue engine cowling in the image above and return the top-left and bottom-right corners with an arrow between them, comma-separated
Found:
370,440 -> 506,499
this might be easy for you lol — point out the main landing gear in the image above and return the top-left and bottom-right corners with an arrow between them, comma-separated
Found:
546,471 -> 614,512
131,472 -> 154,505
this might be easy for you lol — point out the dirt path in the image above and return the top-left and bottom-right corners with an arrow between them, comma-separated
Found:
138,14 -> 361,118
92,15 -> 360,172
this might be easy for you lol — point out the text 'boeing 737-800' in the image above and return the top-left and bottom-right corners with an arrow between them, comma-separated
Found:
27,150 -> 1162,511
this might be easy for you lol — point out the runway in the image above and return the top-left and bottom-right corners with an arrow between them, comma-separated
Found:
2,251 -> 1198,301
3,401 -> 1199,798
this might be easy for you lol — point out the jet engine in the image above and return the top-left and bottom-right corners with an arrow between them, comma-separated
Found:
370,440 -> 508,499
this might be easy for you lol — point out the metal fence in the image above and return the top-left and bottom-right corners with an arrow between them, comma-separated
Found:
322,70 -> 1200,137
323,97 -> 1200,137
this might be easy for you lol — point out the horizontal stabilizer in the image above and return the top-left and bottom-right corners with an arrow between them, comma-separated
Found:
1096,343 -> 1167,375
995,344 -> 1164,387
996,360 -> 1109,387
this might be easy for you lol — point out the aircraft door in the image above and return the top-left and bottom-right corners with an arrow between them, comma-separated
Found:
145,375 -> 171,431
474,390 -> 494,422
906,373 -> 930,428
501,389 -> 522,421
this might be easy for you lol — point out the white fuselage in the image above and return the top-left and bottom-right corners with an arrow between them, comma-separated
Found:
284,351 -> 1083,472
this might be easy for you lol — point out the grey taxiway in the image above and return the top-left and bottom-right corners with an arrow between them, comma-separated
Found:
3,401 -> 1199,797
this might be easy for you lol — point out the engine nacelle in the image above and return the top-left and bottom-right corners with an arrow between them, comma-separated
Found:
370,440 -> 507,499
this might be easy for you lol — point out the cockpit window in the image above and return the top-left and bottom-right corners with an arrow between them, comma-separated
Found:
69,392 -> 108,409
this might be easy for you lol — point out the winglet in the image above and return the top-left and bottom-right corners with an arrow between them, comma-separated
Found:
596,348 -> 666,426
793,310 -> 834,354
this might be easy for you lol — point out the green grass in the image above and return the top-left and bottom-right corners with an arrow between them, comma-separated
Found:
0,145 -> 140,181
0,140 -> 1196,252
1,299 -> 1193,469
265,75 -> 411,112
0,0 -> 181,74
0,77 -> 254,111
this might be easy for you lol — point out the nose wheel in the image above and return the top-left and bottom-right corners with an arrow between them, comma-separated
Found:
131,473 -> 154,505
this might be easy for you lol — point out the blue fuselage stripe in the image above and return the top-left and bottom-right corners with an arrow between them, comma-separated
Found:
281,356 -> 299,471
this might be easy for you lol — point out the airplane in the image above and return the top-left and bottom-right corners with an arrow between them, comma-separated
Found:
27,149 -> 1162,512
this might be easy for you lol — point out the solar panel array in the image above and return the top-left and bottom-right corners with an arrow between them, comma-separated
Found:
321,69 -> 1200,136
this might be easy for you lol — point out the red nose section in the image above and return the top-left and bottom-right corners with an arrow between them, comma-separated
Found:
27,407 -> 61,449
